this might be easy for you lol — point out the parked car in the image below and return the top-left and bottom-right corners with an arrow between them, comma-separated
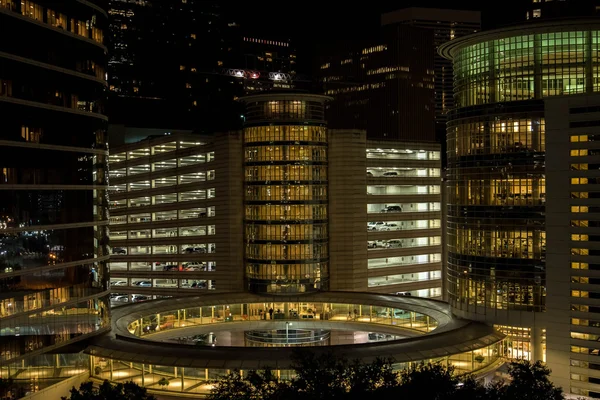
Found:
162,265 -> 179,271
111,295 -> 129,303
368,333 -> 385,340
367,171 -> 373,177
111,280 -> 127,286
132,295 -> 149,302
396,291 -> 412,296
185,247 -> 207,253
112,247 -> 127,255
383,171 -> 398,177
385,240 -> 403,248
135,280 -> 152,287
379,223 -> 398,231
381,206 -> 402,213
368,221 -> 385,230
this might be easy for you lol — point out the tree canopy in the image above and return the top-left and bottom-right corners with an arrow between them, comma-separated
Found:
208,350 -> 566,400
62,380 -> 157,400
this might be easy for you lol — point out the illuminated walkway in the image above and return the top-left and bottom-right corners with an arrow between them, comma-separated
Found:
83,292 -> 505,396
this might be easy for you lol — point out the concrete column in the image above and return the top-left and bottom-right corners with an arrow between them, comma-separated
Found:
530,326 -> 544,362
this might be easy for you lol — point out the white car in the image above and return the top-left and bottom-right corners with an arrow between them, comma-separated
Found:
111,280 -> 127,286
379,223 -> 398,231
368,222 -> 385,231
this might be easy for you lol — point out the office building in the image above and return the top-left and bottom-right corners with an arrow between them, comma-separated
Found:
526,0 -> 600,20
317,24 -> 436,142
0,0 -> 110,394
107,1 -> 300,132
223,35 -> 299,93
107,0 -> 235,131
440,17 -> 600,398
381,8 -> 481,137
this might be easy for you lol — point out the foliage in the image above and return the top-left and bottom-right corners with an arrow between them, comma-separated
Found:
207,368 -> 281,400
157,377 -> 170,388
498,360 -> 563,400
208,349 -> 566,400
61,380 -> 157,400
0,377 -> 14,397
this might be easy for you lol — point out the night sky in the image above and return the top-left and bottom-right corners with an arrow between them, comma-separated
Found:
233,1 -> 529,74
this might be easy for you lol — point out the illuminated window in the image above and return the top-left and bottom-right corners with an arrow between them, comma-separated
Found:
572,178 -> 589,185
571,135 -> 589,142
572,262 -> 590,269
571,164 -> 589,170
21,126 -> 42,143
217,61 -> 223,66
572,220 -> 590,228
572,234 -> 589,241
571,192 -> 589,199
572,248 -> 590,256
533,9 -> 541,18
572,290 -> 584,297
571,149 -> 589,157
22,0 -> 43,21
572,206 -> 589,213
190,33 -> 196,39
185,83 -> 192,89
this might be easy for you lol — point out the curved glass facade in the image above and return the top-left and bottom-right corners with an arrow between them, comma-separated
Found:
0,0 -> 110,370
241,95 -> 330,293
447,110 -> 547,313
443,24 -> 600,319
453,30 -> 600,108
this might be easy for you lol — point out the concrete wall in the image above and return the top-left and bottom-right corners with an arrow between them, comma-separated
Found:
328,129 -> 369,291
212,131 -> 244,292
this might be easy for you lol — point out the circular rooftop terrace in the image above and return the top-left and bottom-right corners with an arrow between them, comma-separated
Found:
87,292 -> 504,370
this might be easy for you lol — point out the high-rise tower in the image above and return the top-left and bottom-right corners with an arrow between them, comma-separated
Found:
0,0 -> 110,393
240,94 -> 330,294
441,17 -> 600,397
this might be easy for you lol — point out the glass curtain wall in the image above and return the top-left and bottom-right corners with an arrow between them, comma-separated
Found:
242,96 -> 330,293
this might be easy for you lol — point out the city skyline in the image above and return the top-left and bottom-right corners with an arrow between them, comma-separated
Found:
4,0 -> 600,399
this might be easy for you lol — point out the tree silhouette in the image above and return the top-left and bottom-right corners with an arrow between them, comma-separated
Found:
61,380 -> 156,400
209,349 -> 566,400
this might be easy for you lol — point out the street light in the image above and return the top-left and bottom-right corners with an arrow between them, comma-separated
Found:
286,322 -> 292,345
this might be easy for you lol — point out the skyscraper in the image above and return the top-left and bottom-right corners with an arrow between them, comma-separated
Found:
317,24 -> 436,142
107,0 -> 232,131
0,0 -> 110,394
381,8 -> 481,130
107,0 -> 300,133
526,0 -> 600,20
441,15 -> 600,398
